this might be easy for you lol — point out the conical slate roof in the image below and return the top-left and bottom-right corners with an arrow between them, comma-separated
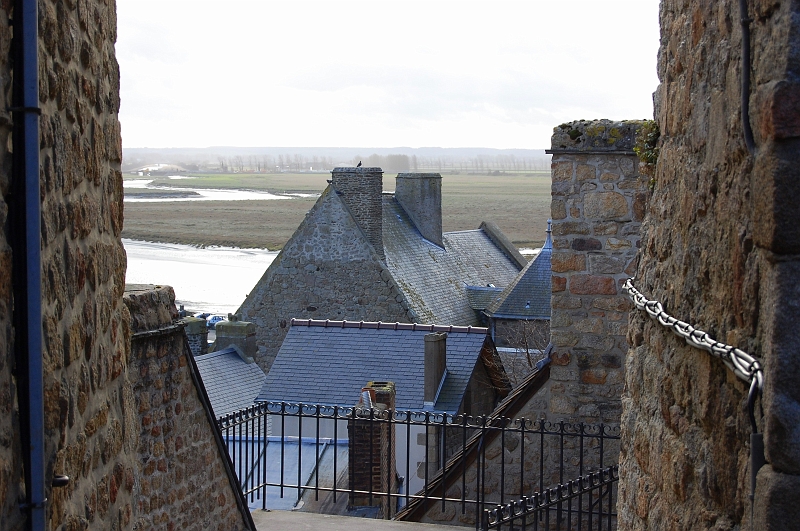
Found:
484,222 -> 552,320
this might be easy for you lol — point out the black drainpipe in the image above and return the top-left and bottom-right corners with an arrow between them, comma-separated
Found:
739,0 -> 756,155
10,0 -> 45,528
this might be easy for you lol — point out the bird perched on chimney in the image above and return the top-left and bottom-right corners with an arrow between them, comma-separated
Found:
356,161 -> 362,168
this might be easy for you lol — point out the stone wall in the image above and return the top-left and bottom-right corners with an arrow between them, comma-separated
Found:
0,0 -> 18,523
239,186 -> 411,372
7,0 -> 128,527
0,1 -> 253,528
125,286 -> 250,530
618,1 -> 800,529
545,120 -> 648,424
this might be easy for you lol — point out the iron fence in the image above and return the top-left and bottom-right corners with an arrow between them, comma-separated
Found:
216,401 -> 620,529
484,466 -> 618,530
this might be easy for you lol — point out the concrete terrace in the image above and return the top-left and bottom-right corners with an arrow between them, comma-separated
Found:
251,510 -> 455,530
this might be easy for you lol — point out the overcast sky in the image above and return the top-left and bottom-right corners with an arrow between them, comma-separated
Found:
116,0 -> 660,149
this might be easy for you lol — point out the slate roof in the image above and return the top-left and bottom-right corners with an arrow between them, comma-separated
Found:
256,319 -> 500,414
465,286 -> 504,311
485,222 -> 552,320
382,196 -> 522,326
195,347 -> 267,418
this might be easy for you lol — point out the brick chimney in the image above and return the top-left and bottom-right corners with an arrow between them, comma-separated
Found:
394,173 -> 443,247
331,167 -> 384,259
348,381 -> 397,518
424,332 -> 447,408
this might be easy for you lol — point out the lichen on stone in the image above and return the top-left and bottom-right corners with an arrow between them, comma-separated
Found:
632,120 -> 660,179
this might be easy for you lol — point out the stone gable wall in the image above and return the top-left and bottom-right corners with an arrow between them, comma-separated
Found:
239,187 -> 412,372
545,120 -> 648,424
618,1 -> 800,529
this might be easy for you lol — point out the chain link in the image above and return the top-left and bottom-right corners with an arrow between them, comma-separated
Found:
623,279 -> 763,392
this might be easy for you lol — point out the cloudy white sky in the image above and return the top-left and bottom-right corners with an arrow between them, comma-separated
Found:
116,0 -> 660,149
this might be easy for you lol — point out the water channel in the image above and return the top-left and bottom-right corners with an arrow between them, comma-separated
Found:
123,239 -> 278,316
124,178 -> 317,202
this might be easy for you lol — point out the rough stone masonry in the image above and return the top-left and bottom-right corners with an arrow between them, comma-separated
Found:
544,119 -> 649,425
0,0 -> 128,526
0,0 -> 252,529
618,0 -> 800,529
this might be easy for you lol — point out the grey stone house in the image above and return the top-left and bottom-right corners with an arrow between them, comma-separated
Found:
464,223 -> 552,386
470,222 -> 552,347
238,168 -> 526,372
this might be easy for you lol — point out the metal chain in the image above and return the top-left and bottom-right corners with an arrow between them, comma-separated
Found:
623,279 -> 763,393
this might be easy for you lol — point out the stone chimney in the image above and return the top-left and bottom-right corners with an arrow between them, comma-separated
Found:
181,316 -> 208,357
394,173 -> 443,247
424,332 -> 447,408
213,316 -> 256,360
331,167 -> 384,259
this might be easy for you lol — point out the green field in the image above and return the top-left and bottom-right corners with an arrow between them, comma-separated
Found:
138,172 -> 332,193
122,172 -> 552,250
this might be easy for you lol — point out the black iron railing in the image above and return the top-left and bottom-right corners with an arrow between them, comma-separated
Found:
216,401 -> 620,529
483,465 -> 619,530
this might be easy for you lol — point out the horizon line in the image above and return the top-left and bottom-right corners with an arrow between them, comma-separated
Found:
123,145 -> 551,151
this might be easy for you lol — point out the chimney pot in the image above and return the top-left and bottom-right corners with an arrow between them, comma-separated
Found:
424,332 -> 447,406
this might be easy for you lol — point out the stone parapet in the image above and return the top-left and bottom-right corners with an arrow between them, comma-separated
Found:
549,119 -> 642,153
124,284 -> 180,333
126,287 -> 251,530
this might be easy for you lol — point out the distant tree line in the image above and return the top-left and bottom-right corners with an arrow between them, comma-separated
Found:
124,152 -> 551,174
403,154 -> 550,173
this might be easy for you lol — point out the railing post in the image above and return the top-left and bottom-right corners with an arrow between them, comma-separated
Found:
315,404 -> 321,501
333,406 -> 339,504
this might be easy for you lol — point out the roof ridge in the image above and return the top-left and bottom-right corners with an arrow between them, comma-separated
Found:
195,347 -> 236,361
465,285 -> 504,292
289,318 -> 488,335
